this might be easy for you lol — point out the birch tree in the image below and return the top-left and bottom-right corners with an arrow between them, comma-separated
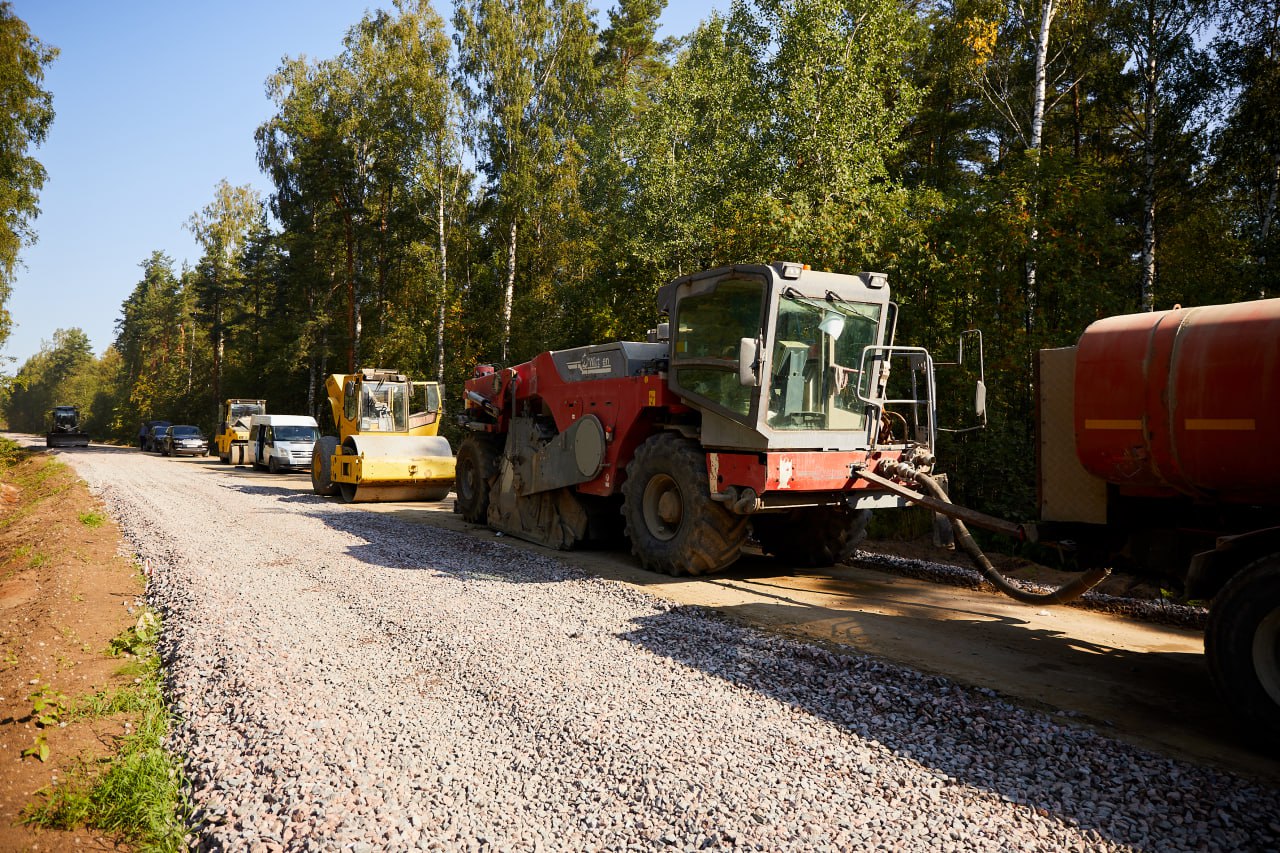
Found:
1213,0 -> 1280,297
187,181 -> 262,416
1112,0 -> 1211,311
453,0 -> 597,363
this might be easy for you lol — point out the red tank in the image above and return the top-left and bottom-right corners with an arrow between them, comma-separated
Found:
1073,298 -> 1280,505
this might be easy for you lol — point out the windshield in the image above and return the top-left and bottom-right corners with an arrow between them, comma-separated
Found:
274,426 -> 318,442
765,295 -> 881,431
359,382 -> 408,431
171,426 -> 201,437
229,403 -> 263,424
672,277 -> 764,417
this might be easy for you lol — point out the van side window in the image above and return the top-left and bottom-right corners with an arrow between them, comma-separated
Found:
265,427 -> 274,446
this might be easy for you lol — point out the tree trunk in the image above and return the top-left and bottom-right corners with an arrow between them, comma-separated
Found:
341,204 -> 356,374
1260,151 -> 1279,296
211,281 -> 224,426
1030,0 -> 1053,153
1025,0 -> 1055,334
502,218 -> 517,364
436,167 -> 448,383
1139,4 -> 1159,313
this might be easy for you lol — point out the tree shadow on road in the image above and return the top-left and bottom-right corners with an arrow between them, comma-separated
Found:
620,602 -> 1278,851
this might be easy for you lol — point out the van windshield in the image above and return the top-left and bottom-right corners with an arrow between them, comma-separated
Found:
275,426 -> 318,442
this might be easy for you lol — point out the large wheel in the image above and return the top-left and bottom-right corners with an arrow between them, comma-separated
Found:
621,433 -> 748,576
267,455 -> 280,474
1206,554 -> 1280,751
753,507 -> 872,568
454,435 -> 501,523
311,436 -> 340,496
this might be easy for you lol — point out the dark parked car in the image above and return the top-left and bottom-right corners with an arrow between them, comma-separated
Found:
162,425 -> 207,457
139,420 -> 170,451
147,424 -> 172,453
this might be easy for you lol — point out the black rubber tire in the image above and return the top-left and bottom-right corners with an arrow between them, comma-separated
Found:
1205,554 -> 1280,752
311,436 -> 340,497
454,435 -> 501,523
268,455 -> 280,475
754,507 -> 872,568
621,433 -> 748,576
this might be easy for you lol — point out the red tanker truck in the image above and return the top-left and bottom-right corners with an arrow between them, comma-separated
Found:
1037,298 -> 1280,746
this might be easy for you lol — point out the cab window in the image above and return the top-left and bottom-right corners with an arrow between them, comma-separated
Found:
672,277 -> 764,418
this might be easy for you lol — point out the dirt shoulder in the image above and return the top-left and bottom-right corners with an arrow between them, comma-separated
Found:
0,442 -> 143,851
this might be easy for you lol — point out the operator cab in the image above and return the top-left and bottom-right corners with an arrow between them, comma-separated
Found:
340,369 -> 443,434
660,262 -> 937,453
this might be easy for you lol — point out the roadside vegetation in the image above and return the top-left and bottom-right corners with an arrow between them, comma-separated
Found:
0,437 -> 189,850
22,608 -> 190,852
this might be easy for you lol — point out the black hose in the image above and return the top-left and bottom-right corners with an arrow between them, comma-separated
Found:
915,472 -> 1109,605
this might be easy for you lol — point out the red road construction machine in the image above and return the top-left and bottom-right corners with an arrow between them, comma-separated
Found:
456,262 -> 984,575
458,262 -> 1280,749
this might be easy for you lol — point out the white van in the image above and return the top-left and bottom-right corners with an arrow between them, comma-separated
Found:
248,414 -> 320,474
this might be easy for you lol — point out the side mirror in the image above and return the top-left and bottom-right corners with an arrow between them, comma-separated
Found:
975,380 -> 987,419
738,337 -> 760,386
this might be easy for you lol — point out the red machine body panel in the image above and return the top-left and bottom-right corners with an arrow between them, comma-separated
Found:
1073,298 -> 1280,504
708,450 -> 904,494
463,351 -> 693,498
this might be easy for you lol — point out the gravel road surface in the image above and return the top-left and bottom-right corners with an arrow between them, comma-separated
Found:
53,443 -> 1280,851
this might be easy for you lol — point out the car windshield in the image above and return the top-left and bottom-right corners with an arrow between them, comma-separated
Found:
171,426 -> 201,437
274,426 -> 318,442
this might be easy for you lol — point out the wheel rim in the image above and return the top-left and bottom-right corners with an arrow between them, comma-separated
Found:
1253,607 -> 1280,707
458,457 -> 478,504
641,473 -> 683,542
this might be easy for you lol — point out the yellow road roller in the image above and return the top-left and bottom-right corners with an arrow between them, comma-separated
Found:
312,368 -> 455,503
213,399 -> 266,465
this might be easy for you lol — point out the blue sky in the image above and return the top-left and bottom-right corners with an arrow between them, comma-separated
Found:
3,0 -> 719,372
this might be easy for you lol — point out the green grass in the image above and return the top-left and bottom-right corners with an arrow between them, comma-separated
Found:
0,435 -> 26,468
78,511 -> 105,528
23,610 -> 190,852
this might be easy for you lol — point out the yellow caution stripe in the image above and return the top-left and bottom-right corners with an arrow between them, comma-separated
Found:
1184,418 -> 1256,431
1084,419 -> 1142,430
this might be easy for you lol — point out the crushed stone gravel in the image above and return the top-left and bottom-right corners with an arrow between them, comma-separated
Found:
56,447 -> 1280,852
